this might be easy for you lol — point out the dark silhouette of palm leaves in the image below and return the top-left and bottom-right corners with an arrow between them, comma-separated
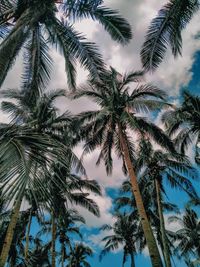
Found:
66,242 -> 93,267
72,67 -> 174,175
141,0 -> 200,71
100,212 -> 140,267
162,91 -> 200,165
168,208 -> 200,260
24,238 -> 52,267
136,138 -> 197,198
0,0 -> 132,90
115,178 -> 178,254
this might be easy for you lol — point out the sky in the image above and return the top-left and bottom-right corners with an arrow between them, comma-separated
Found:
1,0 -> 200,266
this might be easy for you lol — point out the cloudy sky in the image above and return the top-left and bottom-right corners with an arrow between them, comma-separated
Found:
2,0 -> 200,266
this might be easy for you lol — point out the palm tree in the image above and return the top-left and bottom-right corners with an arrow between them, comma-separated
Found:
43,162 -> 101,267
0,125 -> 74,267
57,210 -> 85,267
0,0 -> 132,90
7,210 -> 30,267
162,91 -> 200,165
25,237 -> 52,267
0,88 -> 84,267
23,189 -> 41,263
38,208 -> 85,267
100,212 -> 141,267
135,138 -> 197,267
169,208 -> 200,263
141,0 -> 200,71
72,67 -> 174,267
115,177 -> 179,267
66,242 -> 93,267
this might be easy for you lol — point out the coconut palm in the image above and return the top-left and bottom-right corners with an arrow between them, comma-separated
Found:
1,86 -> 101,267
162,91 -> 200,165
66,242 -> 93,267
115,177 -> 180,267
0,125 -> 77,267
6,210 -> 30,267
57,210 -> 85,267
0,207 -> 37,267
100,212 -> 141,267
169,208 -> 200,263
141,0 -> 200,71
72,67 -> 174,267
23,189 -> 42,263
44,162 -> 101,267
38,208 -> 85,267
0,88 -> 84,266
25,237 -> 51,267
0,0 -> 132,90
0,192 -> 9,258
134,138 -> 197,267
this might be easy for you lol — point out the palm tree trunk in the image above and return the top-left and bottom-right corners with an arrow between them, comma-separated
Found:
61,244 -> 65,267
10,259 -> 15,267
0,196 -> 22,267
118,124 -> 163,267
130,253 -> 135,267
155,179 -> 172,267
24,209 -> 32,262
51,211 -> 56,267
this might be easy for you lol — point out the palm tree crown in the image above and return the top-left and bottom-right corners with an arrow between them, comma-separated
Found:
0,0 -> 132,90
73,67 -> 174,174
136,138 -> 197,198
66,242 -> 93,267
169,208 -> 200,260
162,91 -> 200,165
100,212 -> 140,267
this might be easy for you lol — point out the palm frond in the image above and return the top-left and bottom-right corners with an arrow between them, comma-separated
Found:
22,25 -> 52,95
47,18 -> 105,83
70,193 -> 100,217
63,2 -> 132,44
0,24 -> 28,87
141,0 -> 200,71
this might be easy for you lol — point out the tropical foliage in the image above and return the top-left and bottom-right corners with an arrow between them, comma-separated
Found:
162,91 -> 200,165
0,1 -> 199,267
0,0 -> 132,90
141,0 -> 200,71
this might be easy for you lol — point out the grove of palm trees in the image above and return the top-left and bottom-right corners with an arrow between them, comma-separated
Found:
0,1 -> 199,267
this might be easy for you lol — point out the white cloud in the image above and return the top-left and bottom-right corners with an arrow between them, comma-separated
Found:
74,145 -> 127,189
164,212 -> 183,232
92,0 -> 200,95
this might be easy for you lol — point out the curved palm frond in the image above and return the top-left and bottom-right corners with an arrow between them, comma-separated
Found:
141,0 -> 200,71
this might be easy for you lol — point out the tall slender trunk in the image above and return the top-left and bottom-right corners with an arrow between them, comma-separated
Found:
118,124 -> 163,267
0,196 -> 22,267
130,253 -> 135,267
61,244 -> 65,267
10,259 -> 15,267
155,179 -> 172,267
51,211 -> 56,267
24,209 -> 32,262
